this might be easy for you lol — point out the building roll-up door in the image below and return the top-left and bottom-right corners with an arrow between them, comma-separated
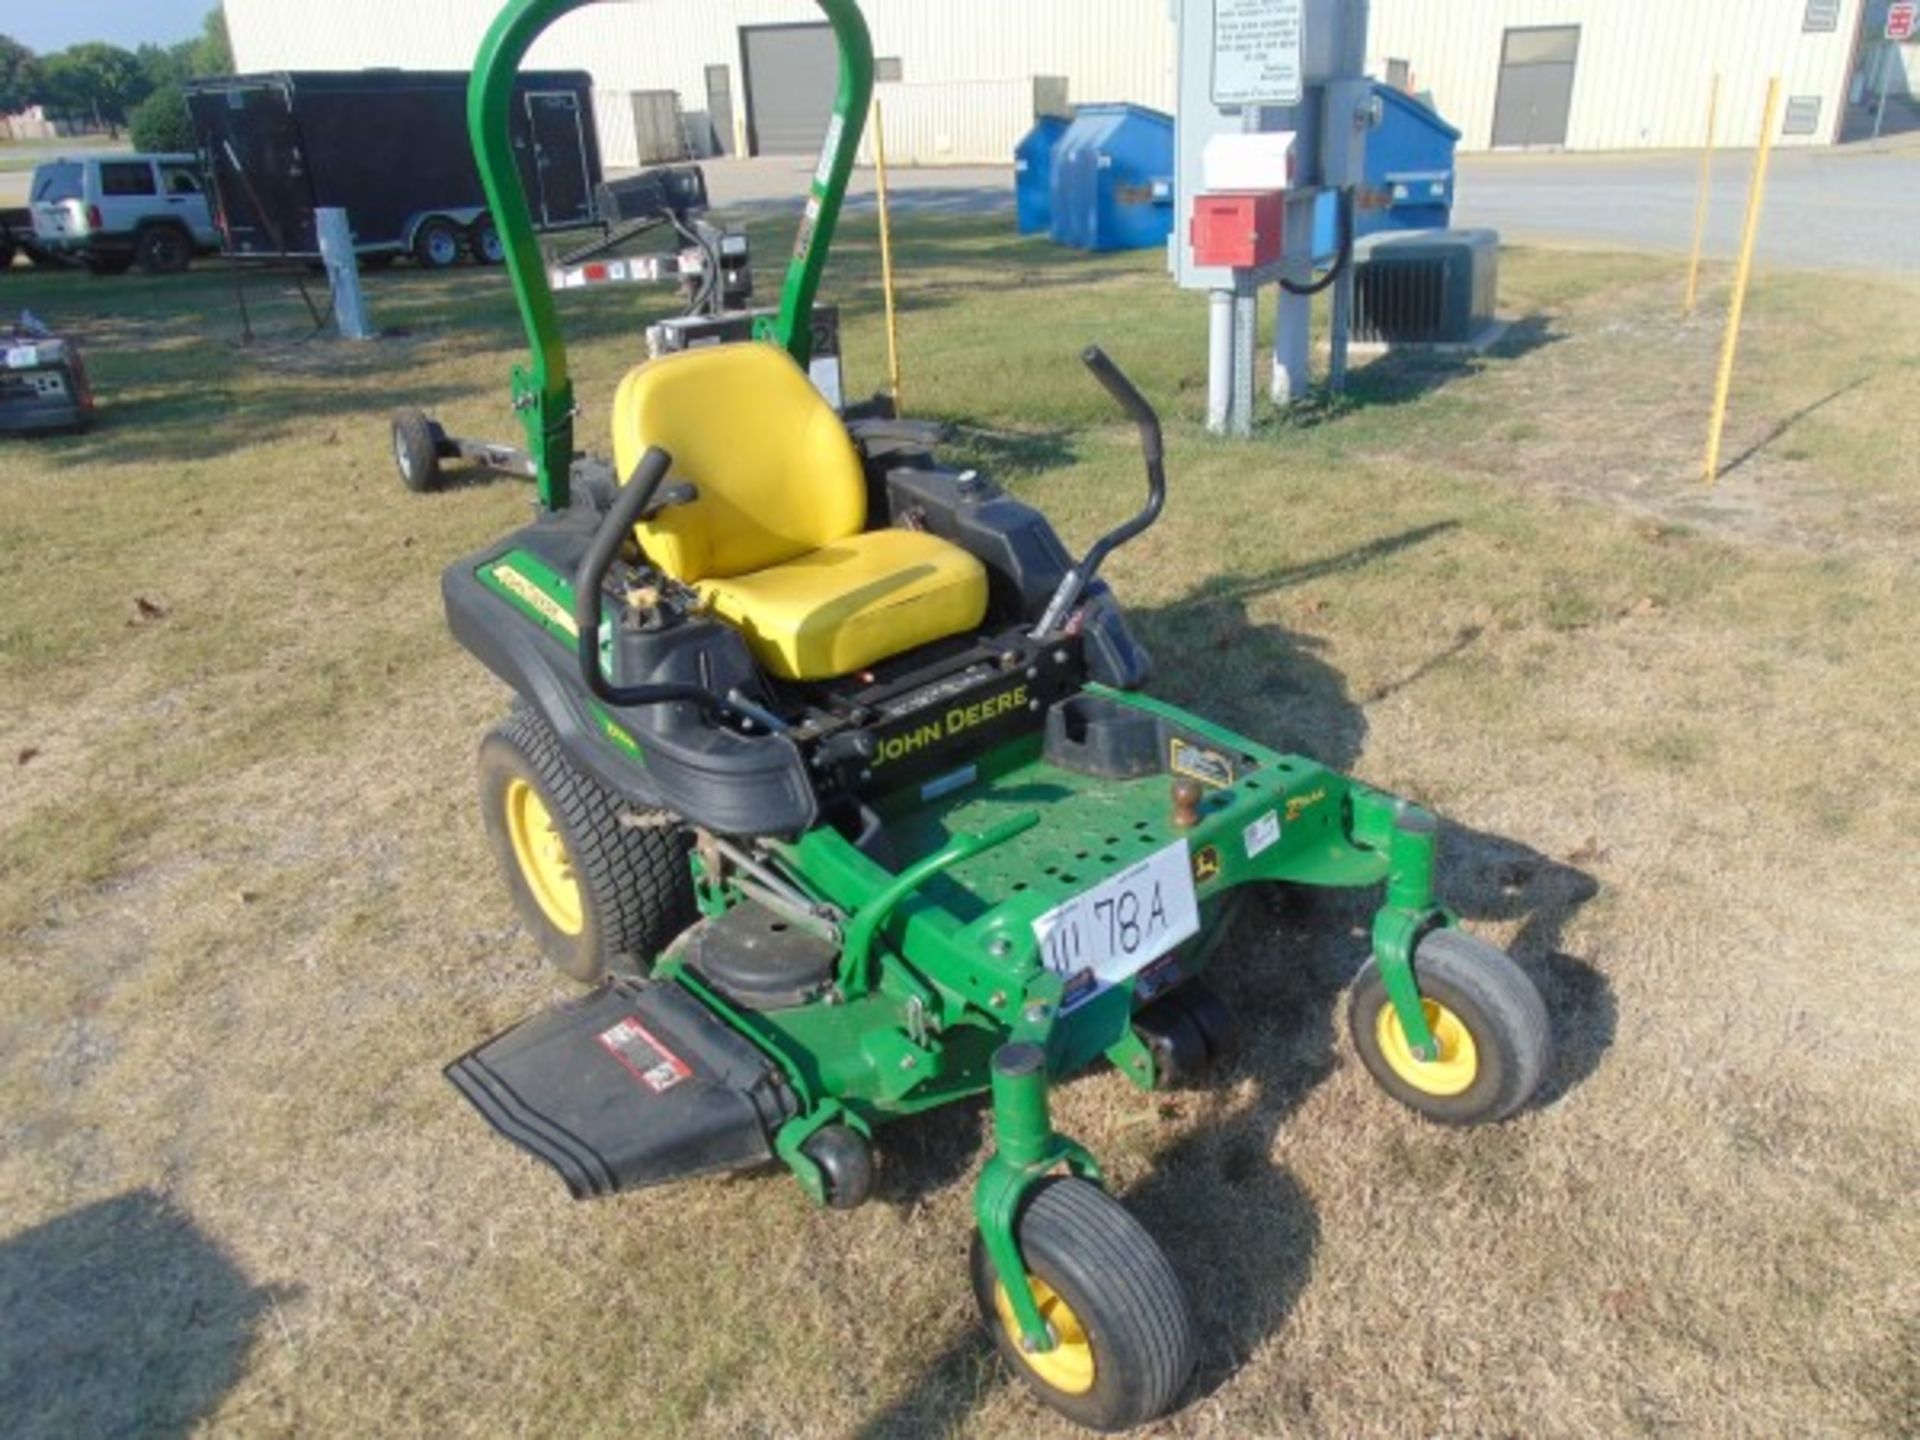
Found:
740,23 -> 837,156
1491,26 -> 1580,148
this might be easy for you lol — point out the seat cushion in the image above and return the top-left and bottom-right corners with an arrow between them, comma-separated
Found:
699,529 -> 989,682
610,344 -> 866,584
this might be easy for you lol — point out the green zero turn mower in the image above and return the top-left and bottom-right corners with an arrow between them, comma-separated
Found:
439,0 -> 1552,1429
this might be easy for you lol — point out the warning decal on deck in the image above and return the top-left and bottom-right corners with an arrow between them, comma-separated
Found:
1170,737 -> 1235,789
597,1016 -> 693,1095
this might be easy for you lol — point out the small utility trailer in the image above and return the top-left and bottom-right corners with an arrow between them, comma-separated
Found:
184,69 -> 603,268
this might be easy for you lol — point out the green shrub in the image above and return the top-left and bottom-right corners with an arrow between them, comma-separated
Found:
129,83 -> 194,153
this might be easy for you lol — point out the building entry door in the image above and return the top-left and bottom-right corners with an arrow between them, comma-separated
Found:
1491,26 -> 1580,147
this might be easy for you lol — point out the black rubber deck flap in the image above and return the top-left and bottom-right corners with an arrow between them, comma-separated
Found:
446,979 -> 794,1199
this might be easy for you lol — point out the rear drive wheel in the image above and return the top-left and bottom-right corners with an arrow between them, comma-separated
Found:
413,217 -> 462,270
478,709 -> 696,982
1348,928 -> 1550,1125
134,225 -> 192,275
970,1177 -> 1195,1431
469,215 -> 504,265
392,409 -> 443,493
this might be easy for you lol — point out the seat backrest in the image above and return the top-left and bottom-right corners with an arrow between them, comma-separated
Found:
610,343 -> 866,584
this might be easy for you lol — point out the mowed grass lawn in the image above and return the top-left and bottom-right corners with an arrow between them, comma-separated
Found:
2,219 -> 1917,1439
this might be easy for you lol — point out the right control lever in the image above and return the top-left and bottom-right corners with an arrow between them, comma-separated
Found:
1030,345 -> 1168,638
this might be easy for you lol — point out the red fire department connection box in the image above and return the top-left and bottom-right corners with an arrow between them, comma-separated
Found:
1189,192 -> 1285,270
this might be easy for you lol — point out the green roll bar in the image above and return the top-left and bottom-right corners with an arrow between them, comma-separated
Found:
467,0 -> 875,510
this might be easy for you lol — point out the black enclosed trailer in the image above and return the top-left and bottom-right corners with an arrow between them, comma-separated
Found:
183,70 -> 602,267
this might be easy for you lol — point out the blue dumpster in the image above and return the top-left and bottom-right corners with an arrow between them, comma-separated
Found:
1049,103 -> 1174,253
1360,85 -> 1461,236
1014,115 -> 1070,235
1308,83 -> 1462,261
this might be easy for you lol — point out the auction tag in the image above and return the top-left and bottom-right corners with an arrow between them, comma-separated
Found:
1032,841 -> 1201,1011
4,346 -> 38,369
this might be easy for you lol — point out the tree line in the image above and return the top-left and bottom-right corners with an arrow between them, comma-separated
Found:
1,8 -> 233,150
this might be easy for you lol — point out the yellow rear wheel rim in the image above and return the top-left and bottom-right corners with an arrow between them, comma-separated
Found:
994,1276 -> 1096,1396
504,778 -> 583,936
1376,997 -> 1479,1097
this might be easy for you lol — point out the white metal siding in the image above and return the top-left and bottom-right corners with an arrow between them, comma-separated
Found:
226,0 -> 1177,167
224,0 -> 1868,161
860,80 -> 1049,166
1371,0 -> 1867,150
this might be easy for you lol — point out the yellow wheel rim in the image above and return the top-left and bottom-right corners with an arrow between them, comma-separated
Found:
994,1276 -> 1096,1396
1376,997 -> 1479,1097
504,778 -> 583,936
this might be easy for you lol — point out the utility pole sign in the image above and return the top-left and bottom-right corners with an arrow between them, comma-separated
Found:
1888,2 -> 1916,41
1212,0 -> 1305,107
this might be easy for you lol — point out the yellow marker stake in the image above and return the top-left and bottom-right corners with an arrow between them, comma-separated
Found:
1684,73 -> 1719,316
1704,77 -> 1780,487
871,99 -> 903,413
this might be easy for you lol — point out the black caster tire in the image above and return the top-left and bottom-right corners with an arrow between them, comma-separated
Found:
1349,928 -> 1551,1125
801,1124 -> 872,1210
469,215 -> 504,265
478,708 -> 696,983
413,216 -> 463,270
969,1176 -> 1195,1432
1132,1002 -> 1208,1089
392,409 -> 443,493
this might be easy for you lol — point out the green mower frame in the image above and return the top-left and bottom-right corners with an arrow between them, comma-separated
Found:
440,1 -> 1553,1429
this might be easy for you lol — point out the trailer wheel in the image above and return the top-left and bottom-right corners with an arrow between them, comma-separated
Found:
469,216 -> 504,265
392,409 -> 444,493
135,224 -> 192,275
413,217 -> 462,270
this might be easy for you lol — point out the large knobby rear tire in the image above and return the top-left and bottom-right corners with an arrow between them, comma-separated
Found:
970,1177 -> 1196,1432
1348,928 -> 1550,1125
478,709 -> 696,982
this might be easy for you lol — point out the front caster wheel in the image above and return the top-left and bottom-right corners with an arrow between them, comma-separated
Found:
969,1177 -> 1195,1432
1348,928 -> 1550,1125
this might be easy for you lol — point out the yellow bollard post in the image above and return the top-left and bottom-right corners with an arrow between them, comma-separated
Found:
871,99 -> 904,414
1703,77 -> 1780,486
1684,73 -> 1719,316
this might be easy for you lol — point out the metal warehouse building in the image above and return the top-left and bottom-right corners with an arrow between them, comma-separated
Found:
224,0 -> 1897,167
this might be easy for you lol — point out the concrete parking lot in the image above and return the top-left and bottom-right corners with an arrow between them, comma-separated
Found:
702,134 -> 1920,275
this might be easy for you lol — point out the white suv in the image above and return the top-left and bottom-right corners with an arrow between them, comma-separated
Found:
30,154 -> 220,276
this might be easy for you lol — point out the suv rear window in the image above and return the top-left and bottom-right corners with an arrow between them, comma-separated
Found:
99,161 -> 158,198
32,162 -> 83,204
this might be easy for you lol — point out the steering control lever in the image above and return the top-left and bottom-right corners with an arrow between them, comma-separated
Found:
573,446 -> 729,716
1030,346 -> 1168,638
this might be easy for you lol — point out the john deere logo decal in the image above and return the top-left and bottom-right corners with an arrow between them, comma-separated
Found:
1192,845 -> 1221,883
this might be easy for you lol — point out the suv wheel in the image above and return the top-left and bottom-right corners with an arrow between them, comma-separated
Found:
134,226 -> 193,276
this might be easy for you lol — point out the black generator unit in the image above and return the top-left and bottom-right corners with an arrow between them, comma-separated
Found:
184,69 -> 603,264
1352,228 -> 1500,347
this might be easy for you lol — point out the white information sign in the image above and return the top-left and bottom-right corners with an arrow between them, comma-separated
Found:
1032,840 -> 1202,1010
1212,0 -> 1305,108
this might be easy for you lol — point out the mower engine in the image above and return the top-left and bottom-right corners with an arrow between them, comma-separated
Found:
1,315 -> 93,436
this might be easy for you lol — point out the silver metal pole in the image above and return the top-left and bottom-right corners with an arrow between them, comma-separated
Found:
316,208 -> 373,341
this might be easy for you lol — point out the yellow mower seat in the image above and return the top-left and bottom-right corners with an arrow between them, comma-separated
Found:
611,344 -> 987,682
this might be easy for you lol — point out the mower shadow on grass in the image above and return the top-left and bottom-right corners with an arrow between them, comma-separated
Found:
0,1189 -> 286,1440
